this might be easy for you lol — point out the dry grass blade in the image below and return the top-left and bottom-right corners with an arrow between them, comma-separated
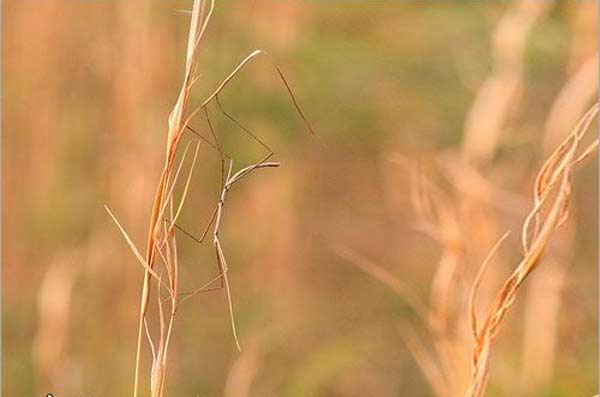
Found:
144,318 -> 157,363
543,55 -> 598,152
104,205 -> 173,298
130,1 -> 211,396
150,275 -> 167,397
466,103 -> 599,397
408,161 -> 475,397
333,244 -> 429,323
155,139 -> 201,235
400,324 -> 447,396
468,232 -> 510,340
168,141 -> 201,227
201,50 -> 263,107
334,238 -> 470,397
522,104 -> 598,253
462,0 -> 551,165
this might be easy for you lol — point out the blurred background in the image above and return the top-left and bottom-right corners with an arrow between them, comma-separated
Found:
3,1 -> 598,396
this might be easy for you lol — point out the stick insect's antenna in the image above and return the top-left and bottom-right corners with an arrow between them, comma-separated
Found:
275,65 -> 317,138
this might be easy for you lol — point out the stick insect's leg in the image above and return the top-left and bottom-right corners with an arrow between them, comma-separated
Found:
204,106 -> 228,191
185,125 -> 220,153
176,269 -> 228,307
215,94 -> 273,155
162,202 -> 223,294
169,241 -> 229,310
165,203 -> 219,245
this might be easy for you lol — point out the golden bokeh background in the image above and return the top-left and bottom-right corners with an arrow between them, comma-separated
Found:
3,1 -> 598,396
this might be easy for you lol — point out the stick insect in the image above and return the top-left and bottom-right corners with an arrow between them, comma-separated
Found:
158,61 -> 315,351
164,95 -> 279,351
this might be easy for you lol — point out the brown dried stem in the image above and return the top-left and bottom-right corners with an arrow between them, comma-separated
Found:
466,104 -> 599,397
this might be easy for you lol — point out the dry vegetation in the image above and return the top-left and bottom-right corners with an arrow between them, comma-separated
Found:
4,1 -> 598,396
105,1 -> 314,395
336,1 -> 598,396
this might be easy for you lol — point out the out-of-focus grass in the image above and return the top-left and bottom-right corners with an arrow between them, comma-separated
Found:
3,1 -> 596,396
